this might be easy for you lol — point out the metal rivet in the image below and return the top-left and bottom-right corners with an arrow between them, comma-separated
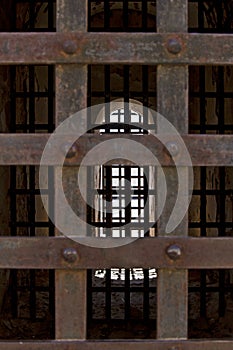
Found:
166,244 -> 182,260
166,142 -> 179,157
61,143 -> 78,158
166,38 -> 182,54
63,40 -> 77,54
63,248 -> 78,263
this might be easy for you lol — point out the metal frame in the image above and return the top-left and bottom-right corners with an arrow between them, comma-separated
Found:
0,0 -> 233,347
1,32 -> 233,64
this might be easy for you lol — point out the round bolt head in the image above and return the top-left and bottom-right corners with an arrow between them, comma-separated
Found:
61,143 -> 78,159
166,244 -> 182,260
166,141 -> 179,157
63,248 -> 78,263
63,40 -> 77,54
166,38 -> 182,54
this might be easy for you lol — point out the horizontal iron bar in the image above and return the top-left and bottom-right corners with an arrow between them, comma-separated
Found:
0,236 -> 233,269
0,32 -> 233,64
0,340 -> 233,349
0,134 -> 232,166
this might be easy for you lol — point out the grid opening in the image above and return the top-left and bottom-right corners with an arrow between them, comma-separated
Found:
88,1 -> 156,32
188,1 -> 233,33
86,102 -> 157,337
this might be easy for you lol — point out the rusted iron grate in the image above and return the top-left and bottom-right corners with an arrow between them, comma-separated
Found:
2,0 -> 56,339
0,0 -> 232,348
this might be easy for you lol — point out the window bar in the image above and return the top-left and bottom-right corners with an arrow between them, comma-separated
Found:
124,166 -> 131,320
143,268 -> 150,321
10,65 -> 18,318
87,1 -> 92,32
105,166 -> 112,318
218,66 -> 226,317
47,0 -> 55,31
123,65 -> 130,132
142,66 -> 149,129
104,65 -> 111,132
124,268 -> 131,320
199,64 -> 207,318
10,167 -> 18,318
219,166 -> 226,317
28,64 -> 37,320
123,0 -> 129,31
47,66 -> 55,323
29,0 -> 36,31
200,166 -> 207,317
87,270 -> 93,326
104,1 -> 110,31
48,167 -> 55,324
198,0 -> 205,33
142,1 -> 148,31
47,66 -> 55,133
106,269 -> 112,320
29,166 -> 36,319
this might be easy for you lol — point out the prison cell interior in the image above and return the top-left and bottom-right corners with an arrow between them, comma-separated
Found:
0,0 -> 232,341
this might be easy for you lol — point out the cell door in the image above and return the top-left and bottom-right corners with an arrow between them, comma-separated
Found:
0,1 -> 233,349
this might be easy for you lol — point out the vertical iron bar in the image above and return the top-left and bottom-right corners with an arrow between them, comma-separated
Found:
105,166 -> 112,320
106,269 -> 112,320
104,1 -> 110,31
124,268 -> 131,320
104,65 -> 111,131
29,166 -> 36,319
198,0 -> 205,33
55,0 -> 87,340
47,0 -> 54,31
123,0 -> 129,31
142,0 -> 148,31
10,65 -> 18,318
218,66 -> 226,317
28,65 -> 36,320
199,65 -> 207,317
157,0 -> 188,339
143,268 -> 150,321
86,270 -> 93,325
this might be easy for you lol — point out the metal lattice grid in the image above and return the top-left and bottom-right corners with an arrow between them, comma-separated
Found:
188,0 -> 233,338
88,0 -> 156,32
3,0 -> 56,339
87,1 -> 157,337
188,0 -> 233,33
86,109 -> 157,336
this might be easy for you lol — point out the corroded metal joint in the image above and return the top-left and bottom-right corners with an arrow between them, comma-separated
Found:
166,244 -> 182,260
63,40 -> 78,54
166,38 -> 182,54
63,248 -> 79,263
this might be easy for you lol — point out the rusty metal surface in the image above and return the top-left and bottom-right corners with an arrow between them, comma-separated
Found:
0,133 -> 232,166
156,0 -> 188,339
0,340 -> 233,349
0,236 -> 232,269
1,32 -> 233,64
55,0 -> 88,340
